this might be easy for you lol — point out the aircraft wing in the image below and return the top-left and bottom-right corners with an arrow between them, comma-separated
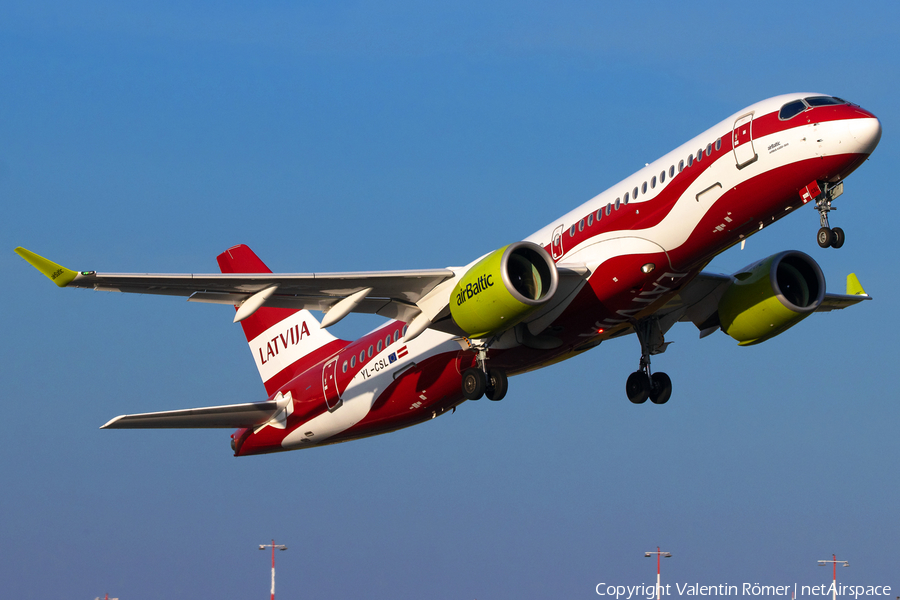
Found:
15,246 -> 590,336
15,247 -> 455,324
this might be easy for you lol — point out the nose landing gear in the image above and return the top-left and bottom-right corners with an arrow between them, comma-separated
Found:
813,182 -> 845,249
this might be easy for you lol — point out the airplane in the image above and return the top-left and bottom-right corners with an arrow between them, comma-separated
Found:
16,93 -> 881,456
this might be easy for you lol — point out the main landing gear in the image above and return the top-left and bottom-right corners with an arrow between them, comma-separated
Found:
814,182 -> 845,249
462,344 -> 508,401
626,318 -> 673,405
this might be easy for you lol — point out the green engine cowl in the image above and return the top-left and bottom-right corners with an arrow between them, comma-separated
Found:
450,241 -> 559,339
719,251 -> 825,346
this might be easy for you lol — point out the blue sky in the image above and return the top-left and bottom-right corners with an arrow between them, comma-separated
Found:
2,1 -> 898,598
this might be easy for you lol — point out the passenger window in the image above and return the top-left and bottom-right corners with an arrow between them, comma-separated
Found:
377,340 -> 383,352
615,198 -> 620,210
715,138 -> 722,151
706,143 -> 712,157
623,192 -> 629,204
633,186 -> 639,198
368,345 -> 373,358
660,171 -> 665,184
569,225 -> 576,237
696,150 -> 703,162
587,213 -> 593,226
342,360 -> 348,373
402,324 -> 408,337
578,219 -> 584,232
678,159 -> 684,172
605,203 -> 611,216
359,350 -> 366,362
351,355 -> 356,368
385,334 -> 391,347
687,155 -> 693,167
779,100 -> 807,120
393,331 -> 399,343
596,208 -> 603,221
669,165 -> 675,177
650,176 -> 656,189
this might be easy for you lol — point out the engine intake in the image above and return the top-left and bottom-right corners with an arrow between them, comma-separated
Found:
719,251 -> 825,346
450,241 -> 558,339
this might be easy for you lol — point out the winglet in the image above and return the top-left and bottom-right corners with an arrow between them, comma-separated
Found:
846,273 -> 867,296
14,247 -> 79,287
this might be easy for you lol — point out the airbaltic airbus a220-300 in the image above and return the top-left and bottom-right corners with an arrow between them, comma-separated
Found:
17,93 -> 881,456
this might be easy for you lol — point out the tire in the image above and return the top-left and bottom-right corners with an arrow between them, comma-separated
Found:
831,227 -> 845,249
485,369 -> 508,401
649,372 -> 672,405
817,227 -> 834,248
626,371 -> 650,404
462,368 -> 486,400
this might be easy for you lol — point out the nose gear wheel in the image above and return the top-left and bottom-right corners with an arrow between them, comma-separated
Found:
814,182 -> 846,249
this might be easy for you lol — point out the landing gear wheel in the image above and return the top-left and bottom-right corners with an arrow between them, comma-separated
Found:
485,369 -> 508,401
831,227 -> 845,249
817,227 -> 834,248
626,371 -> 650,404
649,372 -> 672,405
462,368 -> 486,400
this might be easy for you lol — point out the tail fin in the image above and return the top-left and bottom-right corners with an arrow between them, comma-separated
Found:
217,245 -> 343,395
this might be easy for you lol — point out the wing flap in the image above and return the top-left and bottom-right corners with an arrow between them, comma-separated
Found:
72,270 -> 455,302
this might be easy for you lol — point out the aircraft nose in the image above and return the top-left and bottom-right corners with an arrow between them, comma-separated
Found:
847,115 -> 882,155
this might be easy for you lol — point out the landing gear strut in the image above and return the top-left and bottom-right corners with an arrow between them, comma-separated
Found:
461,343 -> 508,401
626,318 -> 673,405
814,182 -> 845,249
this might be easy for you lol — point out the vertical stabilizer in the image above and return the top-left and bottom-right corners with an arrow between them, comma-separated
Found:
217,245 -> 343,395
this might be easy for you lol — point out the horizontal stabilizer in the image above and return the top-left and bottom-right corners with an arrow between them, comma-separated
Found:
101,400 -> 280,429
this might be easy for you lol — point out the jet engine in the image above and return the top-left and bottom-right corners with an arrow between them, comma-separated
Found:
718,251 -> 825,346
449,241 -> 558,339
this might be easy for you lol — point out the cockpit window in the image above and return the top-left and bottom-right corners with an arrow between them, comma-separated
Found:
805,96 -> 846,107
779,100 -> 807,120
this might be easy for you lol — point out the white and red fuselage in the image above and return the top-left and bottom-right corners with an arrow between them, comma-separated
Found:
230,93 -> 881,456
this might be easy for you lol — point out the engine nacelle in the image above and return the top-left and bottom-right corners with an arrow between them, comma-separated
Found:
450,241 -> 558,339
719,250 -> 825,346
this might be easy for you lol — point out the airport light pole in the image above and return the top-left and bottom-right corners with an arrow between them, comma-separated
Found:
818,554 -> 849,600
645,547 -> 672,600
259,539 -> 288,600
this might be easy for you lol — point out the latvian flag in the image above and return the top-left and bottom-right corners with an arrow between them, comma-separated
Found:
389,346 -> 408,364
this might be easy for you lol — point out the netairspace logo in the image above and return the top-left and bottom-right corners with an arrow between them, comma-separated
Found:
595,583 -> 893,599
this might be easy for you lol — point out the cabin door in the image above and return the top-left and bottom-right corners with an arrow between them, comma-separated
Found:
732,112 -> 758,169
323,357 -> 343,412
550,225 -> 565,260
